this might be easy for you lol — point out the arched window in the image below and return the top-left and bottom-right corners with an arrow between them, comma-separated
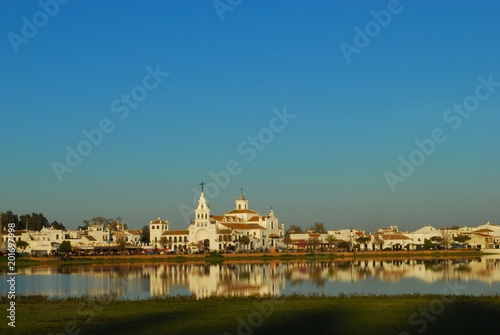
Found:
238,204 -> 241,209
157,225 -> 159,229
151,226 -> 155,229
184,236 -> 188,242
205,213 -> 207,219
169,237 -> 172,242
56,234 -> 59,240
174,237 -> 177,242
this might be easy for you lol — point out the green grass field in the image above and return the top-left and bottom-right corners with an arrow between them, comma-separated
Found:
1,294 -> 498,335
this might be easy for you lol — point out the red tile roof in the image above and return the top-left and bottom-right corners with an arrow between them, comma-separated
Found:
225,209 -> 259,215
473,229 -> 493,233
112,232 -> 129,238
151,219 -> 168,224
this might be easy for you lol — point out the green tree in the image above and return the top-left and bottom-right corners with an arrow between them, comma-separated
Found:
424,238 -> 435,249
59,241 -> 72,255
20,212 -> 50,231
325,235 -> 336,251
357,236 -> 371,244
374,236 -> 384,250
337,241 -> 351,250
50,221 -> 66,230
141,225 -> 150,244
2,211 -> 64,232
239,236 -> 250,249
453,235 -> 471,245
1,211 -> 18,230
16,240 -> 29,255
308,222 -> 327,234
282,235 -> 292,249
356,236 -> 371,250
159,237 -> 168,249
287,225 -> 303,234
308,236 -> 321,250
78,217 -> 107,230
79,217 -> 124,231
108,218 -> 127,231
431,236 -> 443,247
116,237 -> 127,254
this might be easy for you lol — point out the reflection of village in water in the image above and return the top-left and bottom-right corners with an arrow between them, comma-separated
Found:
7,257 -> 500,299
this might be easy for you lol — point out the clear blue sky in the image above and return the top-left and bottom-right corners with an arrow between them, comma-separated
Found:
1,0 -> 500,232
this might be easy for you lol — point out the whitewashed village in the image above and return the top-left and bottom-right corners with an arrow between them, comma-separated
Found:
2,186 -> 500,256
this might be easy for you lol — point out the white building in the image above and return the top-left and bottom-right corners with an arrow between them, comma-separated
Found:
188,188 -> 285,251
150,186 -> 285,251
149,218 -> 170,244
87,223 -> 110,242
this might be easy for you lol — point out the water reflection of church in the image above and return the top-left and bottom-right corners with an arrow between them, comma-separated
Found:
9,258 -> 500,298
149,263 -> 287,298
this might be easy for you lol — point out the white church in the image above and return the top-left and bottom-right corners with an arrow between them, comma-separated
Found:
150,183 -> 285,252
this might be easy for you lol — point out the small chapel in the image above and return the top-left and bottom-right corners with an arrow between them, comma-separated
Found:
150,183 -> 285,251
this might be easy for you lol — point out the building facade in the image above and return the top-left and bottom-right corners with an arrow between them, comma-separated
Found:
150,187 -> 285,251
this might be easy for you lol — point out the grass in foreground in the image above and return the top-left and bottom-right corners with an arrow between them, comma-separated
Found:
1,294 -> 498,335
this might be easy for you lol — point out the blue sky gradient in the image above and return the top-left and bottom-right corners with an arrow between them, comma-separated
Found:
1,0 -> 500,231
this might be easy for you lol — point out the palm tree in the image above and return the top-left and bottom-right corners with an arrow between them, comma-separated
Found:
325,235 -> 336,251
374,236 -> 384,250
357,237 -> 371,250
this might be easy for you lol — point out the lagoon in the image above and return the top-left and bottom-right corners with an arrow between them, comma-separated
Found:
2,256 -> 500,299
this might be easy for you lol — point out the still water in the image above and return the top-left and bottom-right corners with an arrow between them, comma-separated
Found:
2,257 -> 500,299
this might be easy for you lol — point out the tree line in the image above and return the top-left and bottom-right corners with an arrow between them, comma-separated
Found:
78,216 -> 126,231
1,210 -> 65,231
286,222 -> 327,234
